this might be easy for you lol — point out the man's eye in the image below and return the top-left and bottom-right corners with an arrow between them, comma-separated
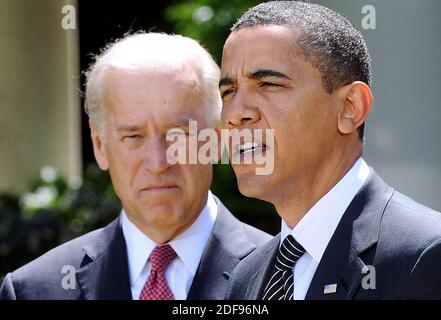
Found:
123,135 -> 142,141
260,82 -> 284,87
221,88 -> 237,98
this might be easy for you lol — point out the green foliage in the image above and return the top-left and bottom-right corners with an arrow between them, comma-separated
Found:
164,0 -> 261,62
0,165 -> 120,278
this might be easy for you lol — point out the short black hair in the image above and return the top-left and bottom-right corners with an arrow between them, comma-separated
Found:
231,1 -> 371,140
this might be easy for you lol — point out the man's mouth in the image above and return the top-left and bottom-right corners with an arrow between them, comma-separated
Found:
141,184 -> 178,193
238,142 -> 266,154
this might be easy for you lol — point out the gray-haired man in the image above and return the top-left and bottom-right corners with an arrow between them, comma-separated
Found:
0,32 -> 270,300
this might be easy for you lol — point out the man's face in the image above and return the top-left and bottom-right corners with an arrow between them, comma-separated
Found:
220,25 -> 342,203
92,65 -> 212,241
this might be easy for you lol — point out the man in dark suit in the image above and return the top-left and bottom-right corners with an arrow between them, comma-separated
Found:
0,32 -> 270,300
219,1 -> 441,299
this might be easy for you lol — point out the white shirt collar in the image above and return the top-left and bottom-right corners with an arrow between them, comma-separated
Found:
121,191 -> 218,286
281,158 -> 370,264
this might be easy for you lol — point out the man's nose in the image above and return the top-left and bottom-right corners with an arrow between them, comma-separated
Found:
224,90 -> 260,127
143,137 -> 172,174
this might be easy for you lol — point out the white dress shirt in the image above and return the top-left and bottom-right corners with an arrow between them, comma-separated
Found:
280,158 -> 370,300
121,191 -> 218,300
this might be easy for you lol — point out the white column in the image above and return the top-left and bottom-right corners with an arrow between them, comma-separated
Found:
0,0 -> 81,192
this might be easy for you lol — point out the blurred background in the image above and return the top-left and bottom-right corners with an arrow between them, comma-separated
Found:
0,0 -> 440,278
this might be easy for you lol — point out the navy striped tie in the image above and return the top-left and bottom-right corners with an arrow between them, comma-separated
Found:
262,235 -> 306,300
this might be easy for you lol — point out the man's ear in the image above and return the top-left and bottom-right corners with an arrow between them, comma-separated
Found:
337,81 -> 373,135
89,121 -> 109,170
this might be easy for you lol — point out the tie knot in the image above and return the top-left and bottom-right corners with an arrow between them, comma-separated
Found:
275,235 -> 305,272
149,244 -> 176,272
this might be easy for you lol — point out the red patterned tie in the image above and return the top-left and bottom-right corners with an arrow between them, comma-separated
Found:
139,244 -> 177,300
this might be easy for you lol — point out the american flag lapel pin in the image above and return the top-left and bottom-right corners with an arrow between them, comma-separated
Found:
323,283 -> 338,294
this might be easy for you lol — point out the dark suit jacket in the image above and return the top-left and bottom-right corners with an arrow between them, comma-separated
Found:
225,170 -> 441,300
0,197 -> 271,300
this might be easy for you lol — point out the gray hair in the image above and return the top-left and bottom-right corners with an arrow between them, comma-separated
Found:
84,32 -> 222,135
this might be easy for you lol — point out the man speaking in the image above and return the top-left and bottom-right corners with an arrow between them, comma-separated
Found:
221,1 -> 441,300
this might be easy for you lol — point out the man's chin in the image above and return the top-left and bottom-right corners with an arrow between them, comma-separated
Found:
138,208 -> 181,228
237,175 -> 269,200
143,205 -> 178,218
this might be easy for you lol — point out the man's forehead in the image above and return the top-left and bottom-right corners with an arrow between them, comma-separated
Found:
101,65 -> 205,127
224,24 -> 300,52
102,65 -> 202,102
221,25 -> 302,76
103,63 -> 199,84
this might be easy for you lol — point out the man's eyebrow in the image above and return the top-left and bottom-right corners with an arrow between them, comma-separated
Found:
219,76 -> 235,88
116,117 -> 194,133
219,70 -> 292,87
117,125 -> 140,132
248,69 -> 292,80
169,116 -> 194,127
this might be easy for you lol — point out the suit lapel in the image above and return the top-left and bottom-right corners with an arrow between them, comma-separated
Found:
76,218 -> 132,300
245,236 -> 280,300
186,235 -> 240,300
187,197 -> 258,300
306,170 -> 393,299
304,234 -> 368,299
